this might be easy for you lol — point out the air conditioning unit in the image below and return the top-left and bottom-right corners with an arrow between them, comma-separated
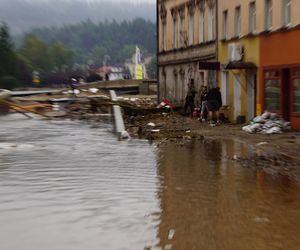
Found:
228,43 -> 243,62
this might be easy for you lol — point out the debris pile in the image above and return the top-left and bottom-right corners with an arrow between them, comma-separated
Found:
242,111 -> 291,134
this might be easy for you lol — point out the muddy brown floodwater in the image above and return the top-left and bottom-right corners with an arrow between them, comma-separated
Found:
0,114 -> 300,250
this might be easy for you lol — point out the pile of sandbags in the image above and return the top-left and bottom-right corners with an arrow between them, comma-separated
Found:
242,111 -> 291,134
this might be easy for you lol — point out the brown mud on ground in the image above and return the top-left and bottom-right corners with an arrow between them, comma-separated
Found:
124,112 -> 300,182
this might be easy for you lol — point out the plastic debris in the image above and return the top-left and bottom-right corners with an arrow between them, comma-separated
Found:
147,122 -> 156,127
120,131 -> 130,139
157,99 -> 174,109
257,142 -> 268,146
168,229 -> 175,240
242,111 -> 291,134
151,129 -> 160,133
89,88 -> 99,94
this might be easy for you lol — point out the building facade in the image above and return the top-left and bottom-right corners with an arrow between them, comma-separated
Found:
158,0 -> 300,129
158,0 -> 219,106
218,0 -> 261,122
259,0 -> 300,129
218,0 -> 300,128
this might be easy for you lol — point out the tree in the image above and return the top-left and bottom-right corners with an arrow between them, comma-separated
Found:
146,56 -> 157,79
19,34 -> 51,73
115,44 -> 136,64
0,22 -> 17,78
50,41 -> 74,70
86,46 -> 107,67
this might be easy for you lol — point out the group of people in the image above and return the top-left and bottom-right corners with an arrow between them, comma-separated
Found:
184,79 -> 222,125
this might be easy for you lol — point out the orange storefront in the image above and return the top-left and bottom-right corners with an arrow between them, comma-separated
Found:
260,28 -> 300,130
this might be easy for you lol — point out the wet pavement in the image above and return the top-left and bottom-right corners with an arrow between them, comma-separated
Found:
0,114 -> 299,250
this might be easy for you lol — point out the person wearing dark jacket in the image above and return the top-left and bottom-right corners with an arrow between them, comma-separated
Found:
207,87 -> 222,124
184,79 -> 197,116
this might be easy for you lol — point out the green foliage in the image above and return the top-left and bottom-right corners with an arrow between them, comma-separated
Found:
0,75 -> 19,90
0,22 -> 17,78
25,18 -> 156,66
86,46 -> 107,67
50,42 -> 74,70
146,56 -> 157,79
19,34 -> 51,73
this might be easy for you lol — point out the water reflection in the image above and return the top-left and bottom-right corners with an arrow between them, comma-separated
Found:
156,140 -> 300,250
0,115 -> 299,250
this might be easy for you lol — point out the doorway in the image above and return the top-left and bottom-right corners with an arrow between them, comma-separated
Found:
234,74 -> 241,120
247,73 -> 256,121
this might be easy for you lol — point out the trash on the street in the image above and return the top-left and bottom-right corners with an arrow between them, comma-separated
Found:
168,229 -> 175,240
147,122 -> 156,127
89,88 -> 99,94
242,111 -> 291,134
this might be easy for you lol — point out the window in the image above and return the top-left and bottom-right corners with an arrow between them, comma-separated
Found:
189,13 -> 194,46
221,71 -> 229,105
292,69 -> 300,113
222,10 -> 228,39
162,22 -> 167,50
208,6 -> 214,41
265,0 -> 272,30
235,6 -> 241,37
172,17 -> 177,49
179,14 -> 185,48
249,2 -> 256,33
283,0 -> 291,27
198,9 -> 204,43
264,70 -> 281,111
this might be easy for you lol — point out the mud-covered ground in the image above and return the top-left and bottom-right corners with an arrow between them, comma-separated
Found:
125,112 -> 300,182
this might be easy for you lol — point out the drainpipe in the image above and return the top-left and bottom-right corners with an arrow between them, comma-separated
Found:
156,0 -> 160,104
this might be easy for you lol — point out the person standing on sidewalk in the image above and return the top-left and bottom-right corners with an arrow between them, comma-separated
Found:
184,79 -> 197,116
199,85 -> 208,122
207,86 -> 222,125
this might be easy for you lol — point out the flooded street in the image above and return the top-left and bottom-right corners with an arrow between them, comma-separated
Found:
0,114 -> 300,250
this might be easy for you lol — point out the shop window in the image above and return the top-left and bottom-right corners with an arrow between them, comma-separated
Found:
265,70 -> 280,111
293,69 -> 300,113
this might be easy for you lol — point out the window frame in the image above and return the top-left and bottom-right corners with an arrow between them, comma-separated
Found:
198,9 -> 204,44
222,10 -> 228,39
283,0 -> 292,27
264,69 -> 282,113
207,6 -> 214,41
235,6 -> 241,37
291,68 -> 300,115
265,0 -> 273,31
249,1 -> 256,34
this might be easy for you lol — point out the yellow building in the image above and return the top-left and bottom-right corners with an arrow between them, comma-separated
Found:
218,0 -> 261,122
158,0 -> 219,106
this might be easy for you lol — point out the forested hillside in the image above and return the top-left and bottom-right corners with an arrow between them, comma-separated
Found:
22,18 -> 156,66
0,18 -> 157,89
